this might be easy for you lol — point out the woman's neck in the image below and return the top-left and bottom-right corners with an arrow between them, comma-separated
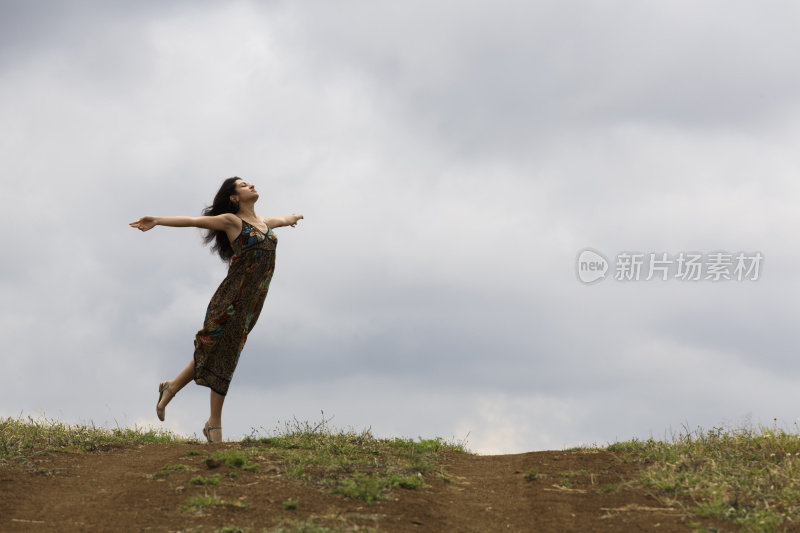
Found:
237,204 -> 257,219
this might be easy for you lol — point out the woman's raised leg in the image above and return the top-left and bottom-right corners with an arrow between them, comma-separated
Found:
157,360 -> 195,411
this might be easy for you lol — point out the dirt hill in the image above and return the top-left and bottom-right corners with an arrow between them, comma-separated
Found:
0,442 -> 744,532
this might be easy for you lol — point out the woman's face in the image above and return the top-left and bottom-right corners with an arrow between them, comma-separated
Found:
232,179 -> 259,204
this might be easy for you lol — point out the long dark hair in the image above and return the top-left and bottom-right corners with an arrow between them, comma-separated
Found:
202,177 -> 241,262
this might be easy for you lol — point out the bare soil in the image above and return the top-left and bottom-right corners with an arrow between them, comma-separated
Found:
0,444 -> 739,532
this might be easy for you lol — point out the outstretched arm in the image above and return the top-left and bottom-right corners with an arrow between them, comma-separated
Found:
263,213 -> 304,229
129,214 -> 240,232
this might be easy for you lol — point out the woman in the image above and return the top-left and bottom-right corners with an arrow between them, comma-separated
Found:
130,177 -> 303,443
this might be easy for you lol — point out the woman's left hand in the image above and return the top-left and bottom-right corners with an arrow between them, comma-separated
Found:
129,216 -> 157,232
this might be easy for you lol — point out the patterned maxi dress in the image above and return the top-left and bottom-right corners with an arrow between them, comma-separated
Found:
193,219 -> 277,396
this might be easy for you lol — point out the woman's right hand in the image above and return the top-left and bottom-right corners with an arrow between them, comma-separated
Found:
129,216 -> 157,232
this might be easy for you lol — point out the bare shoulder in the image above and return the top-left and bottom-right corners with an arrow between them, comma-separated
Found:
218,213 -> 242,233
218,213 -> 241,226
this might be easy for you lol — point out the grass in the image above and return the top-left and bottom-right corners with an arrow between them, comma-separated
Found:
331,472 -> 428,504
189,473 -> 221,485
0,415 -> 191,466
283,498 -> 299,510
608,423 -> 800,532
598,483 -> 620,494
556,469 -> 591,488
210,449 -> 259,470
163,463 -> 190,471
266,517 -> 382,532
523,468 -> 539,481
183,491 -> 250,512
238,415 -> 465,505
180,519 -> 382,533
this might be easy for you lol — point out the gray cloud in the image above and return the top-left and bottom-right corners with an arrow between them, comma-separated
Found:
2,0 -> 800,453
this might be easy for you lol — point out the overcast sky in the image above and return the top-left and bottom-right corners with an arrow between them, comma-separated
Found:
3,0 -> 800,454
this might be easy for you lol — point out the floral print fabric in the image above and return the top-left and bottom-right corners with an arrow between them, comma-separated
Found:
193,219 -> 277,395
